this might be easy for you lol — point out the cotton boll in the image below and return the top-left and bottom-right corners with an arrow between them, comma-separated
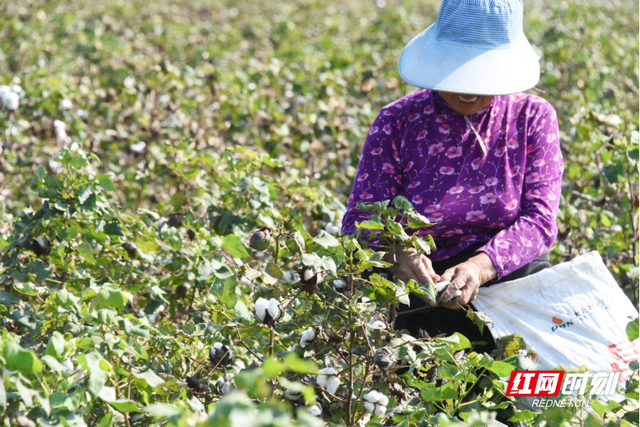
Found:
267,298 -> 281,321
0,86 -> 10,97
318,367 -> 337,376
324,222 -> 341,235
158,94 -> 171,105
374,404 -> 386,417
10,85 -> 24,96
364,390 -> 383,403
325,376 -> 340,394
60,99 -> 73,110
62,358 -> 74,375
308,404 -> 322,416
303,268 -> 315,282
2,91 -> 19,111
332,278 -> 346,289
363,401 -> 375,412
76,109 -> 88,119
239,276 -> 251,286
215,373 -> 235,395
300,327 -> 317,348
147,313 -> 159,324
376,394 -> 389,406
49,159 -> 63,175
254,250 -> 267,260
54,120 -> 68,144
131,141 -> 146,153
254,297 -> 268,322
368,318 -> 386,330
283,269 -> 300,284
316,374 -> 328,387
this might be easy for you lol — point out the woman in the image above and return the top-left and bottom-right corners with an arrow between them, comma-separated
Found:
341,0 -> 563,352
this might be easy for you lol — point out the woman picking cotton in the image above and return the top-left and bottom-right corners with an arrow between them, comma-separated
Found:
341,0 -> 563,350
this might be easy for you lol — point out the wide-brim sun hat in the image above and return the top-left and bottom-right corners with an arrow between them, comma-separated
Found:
398,0 -> 540,96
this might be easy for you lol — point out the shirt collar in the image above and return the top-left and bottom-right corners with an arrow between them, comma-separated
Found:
433,90 -> 498,118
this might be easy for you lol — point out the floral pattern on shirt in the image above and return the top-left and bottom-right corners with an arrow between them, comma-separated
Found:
341,89 -> 564,280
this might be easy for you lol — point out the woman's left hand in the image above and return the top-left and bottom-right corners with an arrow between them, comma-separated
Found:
438,252 -> 498,309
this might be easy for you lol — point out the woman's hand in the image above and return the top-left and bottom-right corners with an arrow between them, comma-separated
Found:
383,246 -> 440,306
438,252 -> 498,309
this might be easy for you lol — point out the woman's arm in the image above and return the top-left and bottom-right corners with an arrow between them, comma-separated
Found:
474,102 -> 563,280
439,101 -> 563,306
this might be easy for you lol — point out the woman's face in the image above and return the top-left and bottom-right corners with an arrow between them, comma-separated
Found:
439,91 -> 495,116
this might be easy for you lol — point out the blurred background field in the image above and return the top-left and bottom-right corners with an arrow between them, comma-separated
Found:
1,0 -> 637,297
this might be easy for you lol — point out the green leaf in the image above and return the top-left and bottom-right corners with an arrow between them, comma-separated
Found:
96,174 -> 116,192
393,195 -> 414,211
4,341 -> 43,376
626,317 -> 639,341
99,387 -> 140,412
45,331 -> 66,358
421,382 -> 458,401
313,230 -> 340,248
144,403 -> 182,417
508,410 -> 538,422
487,360 -> 515,377
435,332 -> 471,351
133,369 -> 164,387
355,220 -> 385,230
223,234 -> 250,258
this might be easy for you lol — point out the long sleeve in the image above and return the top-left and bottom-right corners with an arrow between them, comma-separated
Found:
475,102 -> 563,280
341,106 -> 403,248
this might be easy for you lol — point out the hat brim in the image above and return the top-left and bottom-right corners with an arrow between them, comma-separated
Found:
399,24 -> 541,96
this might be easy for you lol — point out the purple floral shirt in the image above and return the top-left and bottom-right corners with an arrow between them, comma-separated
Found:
341,89 -> 563,280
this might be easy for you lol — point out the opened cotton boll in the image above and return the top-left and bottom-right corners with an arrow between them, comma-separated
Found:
316,367 -> 340,395
308,404 -> 322,417
363,390 -> 389,417
368,317 -> 387,330
253,297 -> 283,325
209,342 -> 234,367
54,120 -> 68,144
332,278 -> 347,290
300,266 -> 324,293
283,269 -> 300,284
324,222 -> 341,235
373,347 -> 396,369
300,327 -> 317,348
60,99 -> 73,110
62,358 -> 75,376
215,373 -> 235,395
2,91 -> 19,111
131,141 -> 146,153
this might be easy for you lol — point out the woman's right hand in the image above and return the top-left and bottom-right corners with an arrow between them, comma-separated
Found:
383,246 -> 440,306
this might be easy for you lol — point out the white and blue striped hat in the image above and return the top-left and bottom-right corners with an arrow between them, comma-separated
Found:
398,0 -> 540,95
